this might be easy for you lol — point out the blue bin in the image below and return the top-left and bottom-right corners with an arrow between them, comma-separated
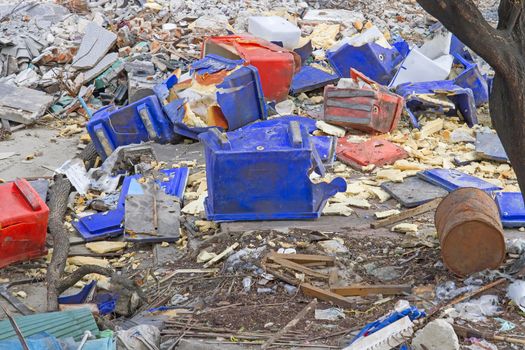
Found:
154,56 -> 268,140
199,121 -> 346,222
327,42 -> 403,85
87,96 -> 174,159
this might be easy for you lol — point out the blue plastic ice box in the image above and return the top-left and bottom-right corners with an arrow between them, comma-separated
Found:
199,121 -> 347,222
327,42 -> 403,85
87,96 -> 174,159
417,168 -> 502,193
495,192 -> 525,228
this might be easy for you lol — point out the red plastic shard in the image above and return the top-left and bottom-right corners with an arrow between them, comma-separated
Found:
336,138 -> 408,169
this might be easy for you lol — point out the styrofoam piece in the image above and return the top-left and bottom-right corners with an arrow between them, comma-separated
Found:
302,9 -> 365,25
329,26 -> 391,53
248,16 -> 301,49
419,32 -> 452,59
343,316 -> 414,350
390,48 -> 454,87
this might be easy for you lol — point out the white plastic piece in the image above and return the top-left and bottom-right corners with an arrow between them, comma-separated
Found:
419,31 -> 452,59
302,9 -> 365,25
507,280 -> 525,312
390,48 -> 454,87
343,316 -> 414,350
248,16 -> 301,49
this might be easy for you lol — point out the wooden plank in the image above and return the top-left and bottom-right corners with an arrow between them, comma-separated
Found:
267,253 -> 335,266
203,242 -> 239,268
271,257 -> 329,280
331,284 -> 412,296
370,198 -> 442,229
301,283 -> 353,308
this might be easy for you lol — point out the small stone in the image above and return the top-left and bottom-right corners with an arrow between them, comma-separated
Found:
318,239 -> 349,254
412,319 -> 459,350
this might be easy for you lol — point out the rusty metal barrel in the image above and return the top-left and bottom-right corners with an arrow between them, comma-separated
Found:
435,187 -> 505,276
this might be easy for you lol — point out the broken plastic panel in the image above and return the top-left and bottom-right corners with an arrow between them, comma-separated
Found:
417,168 -> 502,193
87,96 -> 174,159
336,138 -> 407,169
323,69 -> 404,134
327,34 -> 403,85
247,16 -> 301,49
475,131 -> 508,163
381,176 -> 449,208
0,179 -> 49,268
390,48 -> 454,87
154,56 -> 268,140
73,168 -> 189,241
203,35 -> 301,102
495,192 -> 525,228
58,280 -> 96,304
290,65 -> 339,95
199,121 -> 347,222
453,53 -> 489,106
239,115 -> 337,164
396,80 -> 478,129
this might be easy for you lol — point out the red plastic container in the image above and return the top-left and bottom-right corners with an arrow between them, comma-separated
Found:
336,138 -> 407,169
202,35 -> 301,102
0,179 -> 49,268
323,69 -> 404,134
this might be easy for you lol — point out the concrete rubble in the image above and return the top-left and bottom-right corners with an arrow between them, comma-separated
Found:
0,0 -> 524,349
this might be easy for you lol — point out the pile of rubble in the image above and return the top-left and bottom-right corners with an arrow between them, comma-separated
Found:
1,0 -> 525,350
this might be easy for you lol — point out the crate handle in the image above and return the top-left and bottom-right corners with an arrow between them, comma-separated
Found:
14,179 -> 41,211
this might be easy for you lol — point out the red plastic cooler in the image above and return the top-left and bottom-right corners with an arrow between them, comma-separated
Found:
0,179 -> 49,268
202,35 -> 301,102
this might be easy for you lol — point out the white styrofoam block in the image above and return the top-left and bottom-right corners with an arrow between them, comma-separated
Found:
328,25 -> 391,53
248,16 -> 301,49
389,48 -> 454,87
419,31 -> 452,59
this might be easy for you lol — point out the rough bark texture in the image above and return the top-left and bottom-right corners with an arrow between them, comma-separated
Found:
416,0 -> 525,197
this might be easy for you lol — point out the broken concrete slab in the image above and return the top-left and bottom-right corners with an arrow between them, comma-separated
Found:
381,176 -> 448,208
76,52 -> 118,85
0,83 -> 53,124
72,22 -> 117,70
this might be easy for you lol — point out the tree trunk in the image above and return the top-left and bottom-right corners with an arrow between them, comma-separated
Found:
416,0 -> 525,197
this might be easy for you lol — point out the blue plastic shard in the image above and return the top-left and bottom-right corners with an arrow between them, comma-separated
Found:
392,36 -> 410,60
239,116 -> 336,164
87,96 -> 175,159
127,178 -> 145,195
190,54 -> 244,75
495,192 -> 525,228
73,175 -> 137,241
396,80 -> 478,128
475,131 -> 508,163
417,168 -> 502,192
199,121 -> 346,222
58,280 -> 97,304
0,332 -> 63,350
453,54 -> 489,106
159,167 -> 190,199
450,34 -> 474,63
290,66 -> 339,95
327,41 -> 403,85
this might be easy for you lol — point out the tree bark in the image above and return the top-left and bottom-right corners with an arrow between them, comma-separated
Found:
416,0 -> 525,198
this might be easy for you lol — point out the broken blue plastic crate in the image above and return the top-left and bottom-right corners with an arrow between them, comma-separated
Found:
417,168 -> 502,193
73,168 -> 189,241
495,192 -> 525,228
72,175 -> 137,241
239,115 -> 337,164
290,66 -> 339,94
87,96 -> 174,159
154,56 -> 267,140
58,281 -> 96,304
396,80 -> 477,128
453,54 -> 489,106
199,121 -> 346,222
327,41 -> 403,85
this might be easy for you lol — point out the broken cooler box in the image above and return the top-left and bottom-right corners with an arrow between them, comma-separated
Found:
326,26 -> 404,85
202,35 -> 301,102
199,121 -> 347,221
153,55 -> 268,140
323,69 -> 404,133
0,179 -> 49,268
87,95 -> 174,159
